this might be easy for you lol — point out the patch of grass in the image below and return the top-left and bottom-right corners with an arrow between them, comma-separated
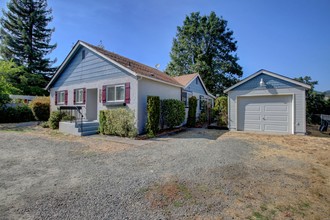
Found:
260,204 -> 267,211
178,183 -> 192,200
249,211 -> 268,220
173,201 -> 183,207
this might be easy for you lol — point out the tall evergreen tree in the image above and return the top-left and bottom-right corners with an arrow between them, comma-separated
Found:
0,0 -> 56,76
166,12 -> 242,95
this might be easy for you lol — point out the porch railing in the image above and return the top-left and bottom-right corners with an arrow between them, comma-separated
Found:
59,106 -> 84,133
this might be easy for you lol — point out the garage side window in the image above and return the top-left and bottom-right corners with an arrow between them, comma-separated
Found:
181,91 -> 188,107
200,95 -> 205,110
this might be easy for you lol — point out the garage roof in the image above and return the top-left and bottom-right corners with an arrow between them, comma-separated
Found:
224,69 -> 311,93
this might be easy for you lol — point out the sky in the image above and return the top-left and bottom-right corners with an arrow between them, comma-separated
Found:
1,0 -> 329,91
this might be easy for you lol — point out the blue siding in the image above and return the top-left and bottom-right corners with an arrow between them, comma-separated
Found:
185,77 -> 207,95
234,73 -> 299,91
54,47 -> 130,87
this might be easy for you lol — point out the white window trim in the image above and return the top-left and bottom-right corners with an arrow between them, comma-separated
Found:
106,84 -> 125,102
57,91 -> 65,104
75,88 -> 84,104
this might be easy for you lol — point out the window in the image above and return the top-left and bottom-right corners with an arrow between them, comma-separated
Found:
200,95 -> 205,110
106,84 -> 125,102
57,91 -> 65,104
75,88 -> 84,104
181,91 -> 188,107
82,50 -> 85,60
196,78 -> 198,84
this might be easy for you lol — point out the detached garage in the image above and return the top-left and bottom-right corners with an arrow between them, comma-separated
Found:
224,69 -> 311,134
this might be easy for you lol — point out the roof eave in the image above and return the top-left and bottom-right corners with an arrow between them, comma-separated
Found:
224,69 -> 312,93
141,75 -> 183,88
45,41 -> 82,90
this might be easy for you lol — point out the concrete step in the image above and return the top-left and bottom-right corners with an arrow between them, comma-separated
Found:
81,130 -> 98,136
59,121 -> 99,136
78,125 -> 99,132
75,122 -> 99,128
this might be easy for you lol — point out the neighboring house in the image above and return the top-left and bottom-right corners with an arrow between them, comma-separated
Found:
5,95 -> 37,108
46,40 -> 214,135
174,73 -> 215,123
224,69 -> 311,134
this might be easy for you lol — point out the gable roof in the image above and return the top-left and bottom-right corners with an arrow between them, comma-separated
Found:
173,73 -> 198,87
224,69 -> 311,93
46,40 -> 181,90
173,73 -> 216,99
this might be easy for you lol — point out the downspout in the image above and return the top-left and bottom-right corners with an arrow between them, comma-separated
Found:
136,76 -> 143,134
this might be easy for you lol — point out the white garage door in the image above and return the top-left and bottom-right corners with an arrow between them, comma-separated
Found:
238,95 -> 292,133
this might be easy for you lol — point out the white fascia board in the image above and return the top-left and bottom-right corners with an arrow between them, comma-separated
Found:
47,40 -> 182,90
79,41 -> 138,77
195,74 -> 216,99
45,41 -> 81,90
142,75 -> 183,88
224,69 -> 311,93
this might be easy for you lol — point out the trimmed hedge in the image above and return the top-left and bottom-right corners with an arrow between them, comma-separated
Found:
187,96 -> 197,127
99,108 -> 137,137
29,96 -> 50,121
214,96 -> 228,126
0,105 -> 34,123
161,99 -> 185,129
146,96 -> 160,137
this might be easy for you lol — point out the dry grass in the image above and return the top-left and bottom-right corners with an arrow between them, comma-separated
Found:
145,131 -> 330,219
218,131 -> 330,219
22,126 -> 135,154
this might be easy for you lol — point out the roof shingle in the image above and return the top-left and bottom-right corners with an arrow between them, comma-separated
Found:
173,73 -> 198,87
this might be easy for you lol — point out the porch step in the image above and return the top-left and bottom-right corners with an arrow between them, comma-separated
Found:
59,121 -> 99,136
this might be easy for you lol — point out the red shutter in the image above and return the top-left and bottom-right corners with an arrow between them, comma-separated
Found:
65,90 -> 68,105
73,89 -> 76,104
125,82 -> 130,104
102,85 -> 106,103
83,88 -> 86,104
55,91 -> 58,105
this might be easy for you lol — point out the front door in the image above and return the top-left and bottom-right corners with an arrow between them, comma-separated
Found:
86,88 -> 98,121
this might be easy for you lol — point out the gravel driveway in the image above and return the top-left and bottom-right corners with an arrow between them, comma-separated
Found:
0,128 -> 329,219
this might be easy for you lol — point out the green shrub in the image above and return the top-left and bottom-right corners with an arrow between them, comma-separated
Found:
0,105 -> 34,123
99,110 -> 106,134
48,111 -> 64,129
187,96 -> 197,127
197,112 -> 207,124
146,96 -> 160,137
0,94 -> 11,107
40,121 -> 49,128
99,108 -> 137,137
29,96 -> 50,121
61,115 -> 76,121
214,96 -> 228,126
161,99 -> 185,129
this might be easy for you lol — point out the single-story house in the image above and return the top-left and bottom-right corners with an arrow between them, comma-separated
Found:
46,40 -> 214,135
224,69 -> 311,134
174,73 -> 215,123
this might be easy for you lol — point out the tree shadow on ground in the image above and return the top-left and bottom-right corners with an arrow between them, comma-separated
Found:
156,127 -> 228,141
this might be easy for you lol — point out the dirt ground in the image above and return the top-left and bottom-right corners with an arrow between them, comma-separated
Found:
0,124 -> 329,219
217,131 -> 330,219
